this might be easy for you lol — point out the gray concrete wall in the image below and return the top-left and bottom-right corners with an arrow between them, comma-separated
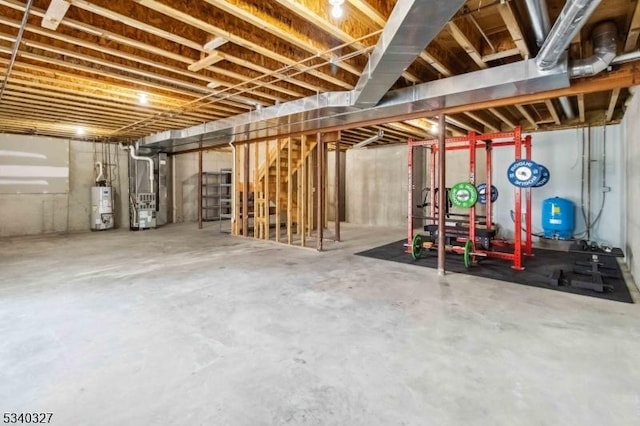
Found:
0,135 -> 129,237
624,87 -> 640,286
172,150 -> 233,223
492,125 -> 624,247
327,150 -> 346,222
345,143 -> 480,229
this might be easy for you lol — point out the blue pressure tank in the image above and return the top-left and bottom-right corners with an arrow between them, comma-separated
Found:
541,197 -> 576,240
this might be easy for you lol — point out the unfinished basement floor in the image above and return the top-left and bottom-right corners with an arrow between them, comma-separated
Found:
1,223 -> 640,425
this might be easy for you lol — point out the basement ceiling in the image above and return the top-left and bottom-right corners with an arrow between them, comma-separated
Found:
0,0 -> 639,147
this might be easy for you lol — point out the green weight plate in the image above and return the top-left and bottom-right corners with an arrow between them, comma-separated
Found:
449,182 -> 479,209
463,239 -> 477,269
412,234 -> 423,260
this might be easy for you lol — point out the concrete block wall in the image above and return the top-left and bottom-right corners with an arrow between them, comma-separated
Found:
172,150 -> 233,223
0,135 -> 129,237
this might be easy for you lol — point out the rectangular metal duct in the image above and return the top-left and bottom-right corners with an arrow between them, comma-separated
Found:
352,0 -> 466,108
139,59 -> 569,153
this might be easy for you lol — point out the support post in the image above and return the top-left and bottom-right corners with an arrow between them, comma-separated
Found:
301,136 -> 307,247
334,138 -> 341,242
407,140 -> 414,251
437,114 -> 446,275
276,139 -> 281,242
469,132 -> 477,246
242,143 -> 249,236
525,135 -> 533,256
430,147 -> 436,224
316,133 -> 324,251
513,126 -> 524,270
486,141 -> 493,230
198,144 -> 203,229
287,137 -> 293,245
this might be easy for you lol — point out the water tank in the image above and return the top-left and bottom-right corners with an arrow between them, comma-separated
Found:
541,197 -> 575,240
91,186 -> 114,231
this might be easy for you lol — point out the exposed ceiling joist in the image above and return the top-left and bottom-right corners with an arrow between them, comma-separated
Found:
625,0 -> 640,52
447,19 -> 487,69
515,104 -> 538,129
606,88 -> 621,121
496,2 -> 530,59
545,100 -> 561,125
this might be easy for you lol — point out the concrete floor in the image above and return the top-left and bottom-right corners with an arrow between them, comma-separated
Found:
1,223 -> 640,426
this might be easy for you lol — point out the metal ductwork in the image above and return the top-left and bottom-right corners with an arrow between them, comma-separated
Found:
536,0 -> 603,71
140,58 -> 569,153
352,0 -> 466,108
569,21 -> 618,78
524,0 -> 551,47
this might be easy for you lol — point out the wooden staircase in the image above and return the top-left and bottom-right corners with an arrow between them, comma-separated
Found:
253,137 -> 317,241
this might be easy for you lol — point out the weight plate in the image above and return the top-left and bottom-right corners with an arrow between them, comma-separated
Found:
463,239 -> 476,269
449,182 -> 479,209
476,183 -> 499,204
534,164 -> 550,188
411,234 -> 423,260
507,160 -> 542,188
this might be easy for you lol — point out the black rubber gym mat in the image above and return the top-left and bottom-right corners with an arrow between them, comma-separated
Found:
355,240 -> 634,303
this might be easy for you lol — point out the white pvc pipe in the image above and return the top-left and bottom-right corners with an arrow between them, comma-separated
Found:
95,161 -> 104,183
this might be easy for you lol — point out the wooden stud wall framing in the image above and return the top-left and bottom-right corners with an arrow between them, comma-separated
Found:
227,133 -> 328,249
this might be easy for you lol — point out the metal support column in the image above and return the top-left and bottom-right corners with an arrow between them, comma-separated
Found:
334,138 -> 341,242
198,143 -> 203,229
407,141 -> 414,251
513,127 -> 524,270
316,133 -> 324,251
468,132 -> 477,245
437,114 -> 446,275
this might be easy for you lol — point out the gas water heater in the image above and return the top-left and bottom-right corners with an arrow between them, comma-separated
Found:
91,161 -> 114,231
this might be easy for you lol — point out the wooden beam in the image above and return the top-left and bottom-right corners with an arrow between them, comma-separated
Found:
447,20 -> 487,69
41,0 -> 70,31
134,0 -> 353,90
242,144 -> 249,236
204,0 -> 362,78
346,0 -> 386,27
463,111 -> 500,132
188,52 -> 223,72
273,0 -> 419,83
606,88 -> 621,122
488,107 -> 516,128
515,104 -> 539,129
253,141 -> 259,239
578,94 -> 586,122
482,48 -> 521,63
544,100 -> 561,125
625,1 -> 640,52
496,2 -> 530,59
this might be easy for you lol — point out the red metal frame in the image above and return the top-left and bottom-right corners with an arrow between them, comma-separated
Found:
407,126 -> 533,270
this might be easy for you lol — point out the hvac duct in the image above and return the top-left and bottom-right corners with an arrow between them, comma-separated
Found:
352,0 -> 466,107
569,22 -> 618,78
536,0 -> 603,71
524,0 -> 551,47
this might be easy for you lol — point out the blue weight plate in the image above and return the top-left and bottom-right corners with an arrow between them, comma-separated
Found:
476,183 -> 499,204
535,164 -> 550,187
507,160 -> 541,188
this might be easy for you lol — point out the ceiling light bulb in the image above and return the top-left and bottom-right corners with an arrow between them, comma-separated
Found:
138,92 -> 149,105
76,126 -> 85,136
331,4 -> 343,18
431,124 -> 439,133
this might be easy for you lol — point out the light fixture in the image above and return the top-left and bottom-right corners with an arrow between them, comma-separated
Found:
431,123 -> 439,134
138,92 -> 149,105
329,0 -> 344,19
76,126 -> 85,136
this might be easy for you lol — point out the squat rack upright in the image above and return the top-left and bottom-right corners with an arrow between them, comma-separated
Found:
407,126 -> 533,270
